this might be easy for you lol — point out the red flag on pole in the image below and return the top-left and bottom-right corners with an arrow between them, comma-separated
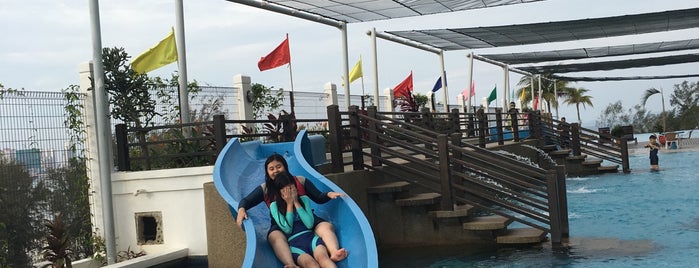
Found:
258,35 -> 290,71
393,71 -> 413,98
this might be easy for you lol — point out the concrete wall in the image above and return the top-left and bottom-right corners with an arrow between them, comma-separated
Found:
110,166 -> 213,256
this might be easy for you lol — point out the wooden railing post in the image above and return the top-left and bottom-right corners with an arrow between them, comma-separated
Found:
326,105 -> 344,173
437,134 -> 453,210
620,137 -> 630,173
571,123 -> 581,156
555,165 -> 569,237
495,108 -> 504,145
510,108 -> 520,142
450,133 -> 463,173
529,111 -> 544,147
467,112 -> 475,137
367,106 -> 382,167
546,169 -> 562,245
213,114 -> 227,155
450,108 -> 460,134
348,105 -> 364,170
280,114 -> 295,142
477,108 -> 487,148
115,124 -> 130,171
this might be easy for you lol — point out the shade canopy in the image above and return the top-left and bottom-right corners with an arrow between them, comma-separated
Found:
517,53 -> 699,74
480,39 -> 699,65
552,74 -> 699,82
385,7 -> 699,50
248,0 -> 543,23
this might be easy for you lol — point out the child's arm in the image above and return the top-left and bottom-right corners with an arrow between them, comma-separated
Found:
270,201 -> 293,234
295,196 -> 316,229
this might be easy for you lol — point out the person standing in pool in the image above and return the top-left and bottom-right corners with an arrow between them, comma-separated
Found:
237,154 -> 347,267
645,135 -> 661,171
270,172 -> 336,268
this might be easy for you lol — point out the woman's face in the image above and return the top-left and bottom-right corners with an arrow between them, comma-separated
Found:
267,160 -> 286,179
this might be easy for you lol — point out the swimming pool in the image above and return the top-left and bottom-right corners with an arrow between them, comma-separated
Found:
380,149 -> 699,267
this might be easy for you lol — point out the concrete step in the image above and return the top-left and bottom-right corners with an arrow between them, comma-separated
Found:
598,165 -> 619,173
462,215 -> 513,231
565,155 -> 587,161
548,149 -> 571,158
429,204 -> 474,219
541,144 -> 558,152
582,159 -> 603,167
367,181 -> 411,194
496,228 -> 547,244
395,192 -> 441,207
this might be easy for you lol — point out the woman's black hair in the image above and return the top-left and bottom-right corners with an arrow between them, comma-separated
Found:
264,153 -> 292,202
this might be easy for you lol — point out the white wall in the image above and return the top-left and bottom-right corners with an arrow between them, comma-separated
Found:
110,166 -> 213,256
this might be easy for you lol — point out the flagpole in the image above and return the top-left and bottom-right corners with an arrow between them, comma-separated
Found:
286,34 -> 296,115
88,0 -> 116,263
175,0 -> 190,125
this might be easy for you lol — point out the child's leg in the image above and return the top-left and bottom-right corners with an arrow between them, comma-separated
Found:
314,222 -> 347,262
268,230 -> 299,268
313,245 -> 337,268
297,253 -> 320,268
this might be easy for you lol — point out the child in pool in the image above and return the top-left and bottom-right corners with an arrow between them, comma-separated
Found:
645,135 -> 661,171
270,172 -> 336,268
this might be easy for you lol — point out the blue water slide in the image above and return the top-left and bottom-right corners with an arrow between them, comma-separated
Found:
213,130 -> 378,267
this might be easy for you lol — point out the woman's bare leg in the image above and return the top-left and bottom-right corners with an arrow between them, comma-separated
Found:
268,230 -> 299,268
314,222 -> 347,262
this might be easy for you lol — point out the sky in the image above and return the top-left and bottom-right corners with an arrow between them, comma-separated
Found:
2,0 -> 699,127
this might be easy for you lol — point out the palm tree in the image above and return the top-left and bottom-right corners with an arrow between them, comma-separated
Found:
563,87 -> 594,124
516,74 -> 574,115
641,87 -> 666,133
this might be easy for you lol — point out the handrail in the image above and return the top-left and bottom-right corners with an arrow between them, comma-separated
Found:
328,105 -> 568,243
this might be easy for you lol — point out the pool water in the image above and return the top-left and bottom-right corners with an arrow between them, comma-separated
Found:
380,149 -> 699,267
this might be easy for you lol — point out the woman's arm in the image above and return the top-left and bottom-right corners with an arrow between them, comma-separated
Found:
300,177 -> 344,203
236,185 -> 265,227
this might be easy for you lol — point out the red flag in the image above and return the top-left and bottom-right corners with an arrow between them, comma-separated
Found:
393,71 -> 413,99
258,35 -> 290,71
533,96 -> 539,110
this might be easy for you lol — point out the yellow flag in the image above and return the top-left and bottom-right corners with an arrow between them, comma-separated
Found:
520,89 -> 526,102
348,57 -> 362,83
132,28 -> 178,74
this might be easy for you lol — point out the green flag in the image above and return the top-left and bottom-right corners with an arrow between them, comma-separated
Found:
487,85 -> 497,105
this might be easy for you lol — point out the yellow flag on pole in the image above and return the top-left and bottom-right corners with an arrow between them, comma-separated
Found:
131,28 -> 178,74
348,57 -> 362,83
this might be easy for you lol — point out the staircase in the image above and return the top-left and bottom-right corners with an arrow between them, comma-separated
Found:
543,145 -> 619,176
366,178 -> 548,247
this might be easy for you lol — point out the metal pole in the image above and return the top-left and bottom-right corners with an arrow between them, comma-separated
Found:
175,0 -> 190,124
538,75 -> 543,112
502,65 -> 508,109
554,80 -> 558,119
530,76 -> 535,110
467,52 -> 474,113
439,50 -> 448,112
88,0 -> 116,263
341,22 -> 350,109
370,28 -> 380,111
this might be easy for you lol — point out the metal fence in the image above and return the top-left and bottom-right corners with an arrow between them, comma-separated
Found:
0,90 -> 92,266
